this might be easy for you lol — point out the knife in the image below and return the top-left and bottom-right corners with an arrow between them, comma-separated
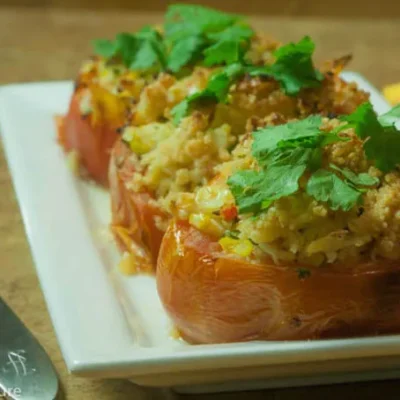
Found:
0,297 -> 59,399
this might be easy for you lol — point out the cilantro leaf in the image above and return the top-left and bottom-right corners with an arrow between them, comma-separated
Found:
204,24 -> 254,66
93,27 -> 166,72
308,148 -> 323,171
130,40 -> 159,70
261,148 -> 312,199
365,125 -> 400,173
171,63 -> 245,123
170,90 -> 216,124
329,164 -> 379,187
204,40 -> 241,66
207,24 -> 254,43
341,102 -> 400,172
228,148 -> 311,213
319,131 -> 350,147
227,170 -> 264,213
248,36 -> 323,96
115,33 -> 137,66
252,115 -> 322,163
165,4 -> 239,42
378,104 -> 400,127
130,26 -> 167,71
170,100 -> 190,125
167,35 -> 205,72
306,169 -> 362,211
92,39 -> 118,58
340,102 -> 380,138
208,63 -> 244,101
164,4 -> 251,70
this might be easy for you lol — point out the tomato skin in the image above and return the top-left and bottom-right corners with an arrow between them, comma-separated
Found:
57,85 -> 125,186
109,138 -> 167,271
157,220 -> 400,344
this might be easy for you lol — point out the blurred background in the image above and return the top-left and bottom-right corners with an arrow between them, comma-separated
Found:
1,0 -> 399,89
2,0 -> 400,17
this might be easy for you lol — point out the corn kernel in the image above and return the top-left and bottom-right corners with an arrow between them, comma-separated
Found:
189,213 -> 224,237
219,237 -> 253,257
189,213 -> 208,230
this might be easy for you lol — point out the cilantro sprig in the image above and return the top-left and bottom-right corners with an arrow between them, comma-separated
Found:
93,6 -> 324,124
228,102 -> 399,214
94,4 -> 254,75
93,26 -> 167,72
164,4 -> 240,42
203,24 -> 254,66
165,4 -> 252,70
171,63 -> 244,123
228,148 -> 312,213
306,170 -> 363,211
171,36 -> 323,124
248,36 -> 323,95
336,102 -> 400,172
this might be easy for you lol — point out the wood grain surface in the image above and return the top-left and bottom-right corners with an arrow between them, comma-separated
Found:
3,0 -> 400,18
1,7 -> 400,400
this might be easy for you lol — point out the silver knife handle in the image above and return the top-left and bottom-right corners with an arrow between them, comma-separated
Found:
0,298 -> 59,399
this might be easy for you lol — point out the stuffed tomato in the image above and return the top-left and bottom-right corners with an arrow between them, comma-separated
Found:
157,104 -> 400,343
57,58 -> 150,186
101,5 -> 369,270
107,55 -> 368,272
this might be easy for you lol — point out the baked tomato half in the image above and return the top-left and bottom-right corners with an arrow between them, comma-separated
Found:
157,220 -> 400,344
109,138 -> 167,272
57,85 -> 126,186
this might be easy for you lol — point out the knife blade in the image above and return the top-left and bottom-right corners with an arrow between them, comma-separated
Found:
0,297 -> 59,400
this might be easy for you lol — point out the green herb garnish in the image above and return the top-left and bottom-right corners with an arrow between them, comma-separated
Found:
164,4 -> 240,42
171,36 -> 323,123
228,102 -> 400,214
170,63 -> 245,124
93,26 -> 167,72
203,24 -> 254,66
228,148 -> 312,214
167,35 -> 206,73
95,5 -> 253,75
251,115 -> 324,162
130,26 -> 167,71
337,102 -> 400,172
93,39 -> 118,58
248,36 -> 324,95
165,5 -> 253,69
329,164 -> 379,187
94,6 -> 324,124
305,169 -> 362,211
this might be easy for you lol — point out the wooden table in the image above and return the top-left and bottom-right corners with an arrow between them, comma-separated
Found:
1,7 -> 400,399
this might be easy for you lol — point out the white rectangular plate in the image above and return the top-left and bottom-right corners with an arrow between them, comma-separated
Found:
1,72 -> 400,393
